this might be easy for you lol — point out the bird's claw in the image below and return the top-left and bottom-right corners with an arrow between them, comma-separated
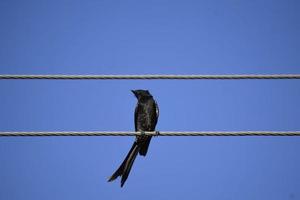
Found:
155,131 -> 160,137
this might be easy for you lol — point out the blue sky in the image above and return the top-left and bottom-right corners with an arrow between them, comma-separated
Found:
0,0 -> 300,199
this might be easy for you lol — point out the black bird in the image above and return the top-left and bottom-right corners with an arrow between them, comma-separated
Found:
108,90 -> 159,187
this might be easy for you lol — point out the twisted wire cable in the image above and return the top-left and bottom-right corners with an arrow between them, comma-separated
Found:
1,74 -> 299,137
1,74 -> 300,80
1,131 -> 300,137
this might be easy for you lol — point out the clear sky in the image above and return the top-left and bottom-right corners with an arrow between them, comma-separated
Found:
0,0 -> 300,199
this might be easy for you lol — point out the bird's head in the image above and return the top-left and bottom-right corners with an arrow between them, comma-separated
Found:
131,90 -> 152,99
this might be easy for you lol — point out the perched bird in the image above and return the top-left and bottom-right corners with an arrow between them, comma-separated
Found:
108,90 -> 159,187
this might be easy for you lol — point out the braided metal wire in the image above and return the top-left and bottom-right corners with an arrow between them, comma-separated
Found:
1,131 -> 300,137
1,74 -> 300,80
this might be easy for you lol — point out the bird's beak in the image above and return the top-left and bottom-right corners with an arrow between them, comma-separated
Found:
131,90 -> 136,96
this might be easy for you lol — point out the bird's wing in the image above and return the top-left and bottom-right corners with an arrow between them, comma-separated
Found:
151,100 -> 159,130
134,103 -> 138,131
155,100 -> 159,120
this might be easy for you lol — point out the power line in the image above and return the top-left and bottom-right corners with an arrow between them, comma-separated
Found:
1,74 -> 300,80
1,74 -> 299,137
0,131 -> 300,137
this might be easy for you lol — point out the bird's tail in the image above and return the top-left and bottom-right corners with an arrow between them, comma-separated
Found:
108,141 -> 139,187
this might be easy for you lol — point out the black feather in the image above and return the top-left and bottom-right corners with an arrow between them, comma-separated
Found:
108,90 -> 159,187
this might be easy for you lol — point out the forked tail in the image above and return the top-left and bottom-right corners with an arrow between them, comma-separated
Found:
108,141 -> 139,187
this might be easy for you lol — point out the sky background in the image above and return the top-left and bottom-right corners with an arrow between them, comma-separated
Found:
0,0 -> 300,199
